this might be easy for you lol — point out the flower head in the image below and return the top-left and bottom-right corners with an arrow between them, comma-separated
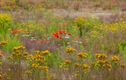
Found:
95,53 -> 107,60
77,52 -> 88,59
41,50 -> 50,56
11,29 -> 24,35
31,63 -> 40,69
0,41 -> 8,46
66,47 -> 76,54
111,55 -> 120,62
103,63 -> 112,71
53,30 -> 71,40
75,63 -> 81,68
64,60 -> 71,65
82,64 -> 90,73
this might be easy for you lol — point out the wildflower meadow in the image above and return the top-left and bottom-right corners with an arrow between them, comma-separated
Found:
0,0 -> 126,80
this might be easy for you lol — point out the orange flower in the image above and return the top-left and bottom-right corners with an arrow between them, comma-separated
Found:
11,29 -> 23,35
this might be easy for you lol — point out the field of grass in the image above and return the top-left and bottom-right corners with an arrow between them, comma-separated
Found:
1,0 -> 126,80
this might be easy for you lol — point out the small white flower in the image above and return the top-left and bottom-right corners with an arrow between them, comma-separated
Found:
64,35 -> 70,39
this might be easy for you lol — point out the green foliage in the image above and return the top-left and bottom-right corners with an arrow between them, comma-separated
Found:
0,34 -> 22,52
45,51 -> 62,68
0,13 -> 22,53
119,42 -> 126,60
0,13 -> 13,34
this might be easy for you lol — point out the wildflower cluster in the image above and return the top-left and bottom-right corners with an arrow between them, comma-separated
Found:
74,17 -> 87,27
98,21 -> 126,33
0,13 -> 13,33
11,29 -> 23,35
61,48 -> 126,79
53,30 -> 71,40
61,48 -> 90,74
0,13 -> 12,23
28,50 -> 50,72
8,45 -> 27,62
93,53 -> 124,71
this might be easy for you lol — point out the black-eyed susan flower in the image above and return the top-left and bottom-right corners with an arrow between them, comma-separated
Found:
75,63 -> 81,69
96,60 -> 109,66
22,52 -> 29,60
111,55 -> 120,62
64,60 -> 71,65
12,52 -> 22,58
66,47 -> 76,54
103,63 -> 112,71
33,54 -> 45,63
95,53 -> 107,60
41,66 -> 49,72
13,45 -> 25,53
82,64 -> 90,73
77,52 -> 88,59
0,41 -> 8,46
41,50 -> 50,56
31,63 -> 40,69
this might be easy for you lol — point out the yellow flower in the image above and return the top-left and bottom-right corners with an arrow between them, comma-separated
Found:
82,64 -> 90,69
33,54 -> 45,62
82,64 -> 90,73
31,63 -> 40,69
103,64 -> 112,71
12,52 -> 22,58
18,45 -> 25,49
13,45 -> 25,52
96,60 -> 109,65
93,60 -> 111,71
95,53 -> 107,60
94,60 -> 109,67
0,13 -> 13,23
64,60 -> 71,65
41,66 -> 49,72
74,17 -> 86,27
77,52 -> 88,59
66,47 -> 76,54
41,50 -> 50,56
0,41 -> 8,46
111,55 -> 120,62
75,63 -> 81,68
